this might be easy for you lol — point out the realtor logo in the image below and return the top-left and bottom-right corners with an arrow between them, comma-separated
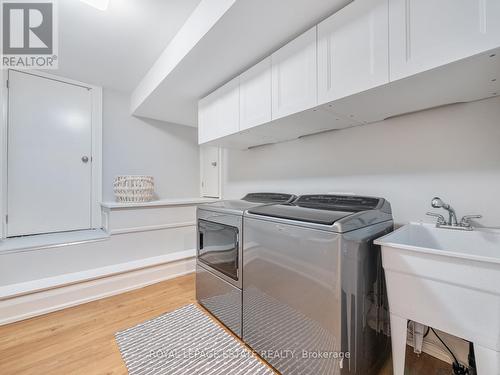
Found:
1,0 -> 58,69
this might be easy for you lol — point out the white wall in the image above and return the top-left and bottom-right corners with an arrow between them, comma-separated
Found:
221,96 -> 500,227
102,89 -> 200,201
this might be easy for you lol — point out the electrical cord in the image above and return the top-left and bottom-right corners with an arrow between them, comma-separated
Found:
430,328 -> 458,363
406,322 -> 469,374
423,326 -> 430,338
430,328 -> 468,375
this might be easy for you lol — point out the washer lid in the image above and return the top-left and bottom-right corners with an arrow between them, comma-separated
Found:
294,194 -> 381,212
198,192 -> 296,216
246,194 -> 392,232
248,204 -> 352,225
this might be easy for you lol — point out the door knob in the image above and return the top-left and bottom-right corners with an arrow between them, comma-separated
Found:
81,156 -> 89,163
211,161 -> 217,167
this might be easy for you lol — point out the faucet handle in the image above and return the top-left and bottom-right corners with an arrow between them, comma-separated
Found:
426,212 -> 446,225
460,215 -> 482,227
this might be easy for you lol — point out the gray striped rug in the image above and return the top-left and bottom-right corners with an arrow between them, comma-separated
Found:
115,304 -> 274,375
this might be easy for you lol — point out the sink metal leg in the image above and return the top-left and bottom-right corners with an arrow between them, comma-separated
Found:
390,313 -> 408,375
474,344 -> 500,375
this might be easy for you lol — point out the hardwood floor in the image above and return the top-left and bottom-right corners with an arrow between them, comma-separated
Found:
0,273 -> 450,375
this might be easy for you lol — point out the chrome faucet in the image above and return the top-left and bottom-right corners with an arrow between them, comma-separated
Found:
431,197 -> 458,226
426,197 -> 482,231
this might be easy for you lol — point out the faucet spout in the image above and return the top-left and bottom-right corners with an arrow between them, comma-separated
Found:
428,197 -> 482,230
431,197 -> 458,226
446,207 -> 458,226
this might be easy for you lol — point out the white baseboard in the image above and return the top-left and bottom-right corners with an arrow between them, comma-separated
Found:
0,257 -> 195,326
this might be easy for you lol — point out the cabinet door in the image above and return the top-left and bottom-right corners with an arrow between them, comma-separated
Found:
239,57 -> 272,131
198,92 -> 218,144
271,27 -> 317,120
389,0 -> 500,81
216,78 -> 240,138
198,78 -> 239,144
318,0 -> 389,104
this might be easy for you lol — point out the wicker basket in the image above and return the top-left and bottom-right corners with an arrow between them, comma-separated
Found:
113,176 -> 155,203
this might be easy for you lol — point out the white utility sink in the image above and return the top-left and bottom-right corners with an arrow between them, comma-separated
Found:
375,223 -> 500,375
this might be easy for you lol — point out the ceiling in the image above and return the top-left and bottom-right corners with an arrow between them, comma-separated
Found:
54,0 -> 202,92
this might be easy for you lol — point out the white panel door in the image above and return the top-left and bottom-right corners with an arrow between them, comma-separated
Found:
7,71 -> 92,237
318,0 -> 389,104
389,0 -> 500,81
200,146 -> 220,198
272,27 -> 318,120
239,57 -> 272,131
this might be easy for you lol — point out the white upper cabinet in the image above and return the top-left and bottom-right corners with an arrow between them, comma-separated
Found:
198,92 -> 217,144
199,0 -> 500,148
217,79 -> 240,138
271,27 -> 318,120
239,57 -> 272,131
318,0 -> 389,104
198,78 -> 239,144
389,0 -> 500,81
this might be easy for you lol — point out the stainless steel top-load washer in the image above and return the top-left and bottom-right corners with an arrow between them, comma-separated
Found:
196,193 -> 296,337
243,194 -> 393,374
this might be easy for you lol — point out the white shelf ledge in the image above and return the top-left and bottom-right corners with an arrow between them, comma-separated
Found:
0,229 -> 110,255
100,197 -> 218,209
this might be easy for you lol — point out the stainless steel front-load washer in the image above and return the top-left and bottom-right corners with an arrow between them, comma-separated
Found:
196,193 -> 296,337
243,194 -> 393,374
